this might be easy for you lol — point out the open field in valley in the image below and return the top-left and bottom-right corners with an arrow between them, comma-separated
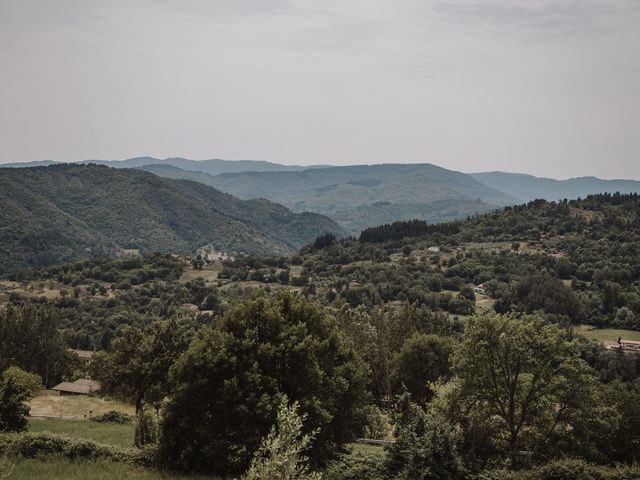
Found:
575,324 -> 640,345
28,390 -> 135,419
28,418 -> 135,448
0,457 -> 213,480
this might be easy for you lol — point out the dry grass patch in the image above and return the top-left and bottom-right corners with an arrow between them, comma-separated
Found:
29,391 -> 135,419
179,265 -> 220,284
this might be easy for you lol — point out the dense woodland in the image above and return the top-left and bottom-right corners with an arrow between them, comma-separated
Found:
1,194 -> 640,479
0,164 -> 344,274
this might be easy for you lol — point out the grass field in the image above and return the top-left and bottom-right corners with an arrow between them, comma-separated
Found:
6,415 -> 381,479
0,457 -> 212,480
29,390 -> 135,418
2,418 -> 216,479
575,324 -> 640,344
28,418 -> 135,448
179,264 -> 220,284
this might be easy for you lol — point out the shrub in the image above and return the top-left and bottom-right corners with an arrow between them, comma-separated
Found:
386,393 -> 466,480
325,451 -> 387,480
134,408 -> 159,448
243,397 -> 321,480
476,459 -> 640,480
90,410 -> 133,424
0,377 -> 30,432
1,367 -> 42,398
0,432 -> 156,467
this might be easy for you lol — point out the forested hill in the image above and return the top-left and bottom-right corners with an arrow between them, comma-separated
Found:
290,193 -> 640,330
201,163 -> 517,234
0,164 -> 345,274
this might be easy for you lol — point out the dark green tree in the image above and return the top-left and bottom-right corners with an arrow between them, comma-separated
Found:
90,317 -> 192,412
0,376 -> 30,432
453,312 -> 604,466
390,333 -> 453,404
386,391 -> 466,480
159,291 -> 370,475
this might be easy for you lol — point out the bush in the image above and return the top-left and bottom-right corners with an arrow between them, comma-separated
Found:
134,408 -> 159,448
243,397 -> 320,480
476,459 -> 640,480
1,367 -> 42,398
325,451 -> 388,480
0,432 -> 156,467
386,393 -> 466,480
0,377 -> 30,432
90,410 -> 133,424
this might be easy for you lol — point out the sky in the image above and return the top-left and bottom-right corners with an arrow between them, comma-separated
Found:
0,0 -> 638,179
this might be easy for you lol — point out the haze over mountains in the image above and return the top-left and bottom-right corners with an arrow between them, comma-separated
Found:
3,157 -> 640,237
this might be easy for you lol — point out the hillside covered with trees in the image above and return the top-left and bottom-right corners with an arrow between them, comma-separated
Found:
1,193 -> 640,479
0,164 -> 345,275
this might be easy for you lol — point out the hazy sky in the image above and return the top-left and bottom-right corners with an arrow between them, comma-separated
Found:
1,1 -> 639,179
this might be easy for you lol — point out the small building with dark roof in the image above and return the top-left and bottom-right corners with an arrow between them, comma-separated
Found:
51,379 -> 101,396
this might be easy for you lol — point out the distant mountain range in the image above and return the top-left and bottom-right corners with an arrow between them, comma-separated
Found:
470,171 -> 640,203
0,164 -> 344,274
193,164 -> 517,234
3,157 -> 640,237
0,157 -> 327,176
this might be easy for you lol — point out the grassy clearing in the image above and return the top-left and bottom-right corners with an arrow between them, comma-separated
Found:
0,457 -> 213,480
179,265 -> 220,284
575,325 -> 640,344
349,442 -> 387,456
29,391 -> 135,418
28,418 -> 135,448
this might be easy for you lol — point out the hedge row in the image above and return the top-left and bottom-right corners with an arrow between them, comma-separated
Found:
325,454 -> 640,480
0,432 -> 156,467
477,459 -> 640,480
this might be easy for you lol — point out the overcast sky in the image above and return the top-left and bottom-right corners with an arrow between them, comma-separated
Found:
1,1 -> 638,179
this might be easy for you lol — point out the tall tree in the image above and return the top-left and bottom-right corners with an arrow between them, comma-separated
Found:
391,333 -> 454,404
90,317 -> 192,412
0,304 -> 77,387
159,291 -> 370,475
453,312 -> 603,465
0,376 -> 30,432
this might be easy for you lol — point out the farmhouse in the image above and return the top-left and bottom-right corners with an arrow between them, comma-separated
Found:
474,283 -> 487,295
51,378 -> 101,396
618,339 -> 640,352
68,349 -> 94,363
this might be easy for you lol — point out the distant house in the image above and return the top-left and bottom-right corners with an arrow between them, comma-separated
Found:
51,378 -> 101,396
618,339 -> 640,352
181,303 -> 200,312
474,284 -> 487,295
117,249 -> 140,257
68,349 -> 94,363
